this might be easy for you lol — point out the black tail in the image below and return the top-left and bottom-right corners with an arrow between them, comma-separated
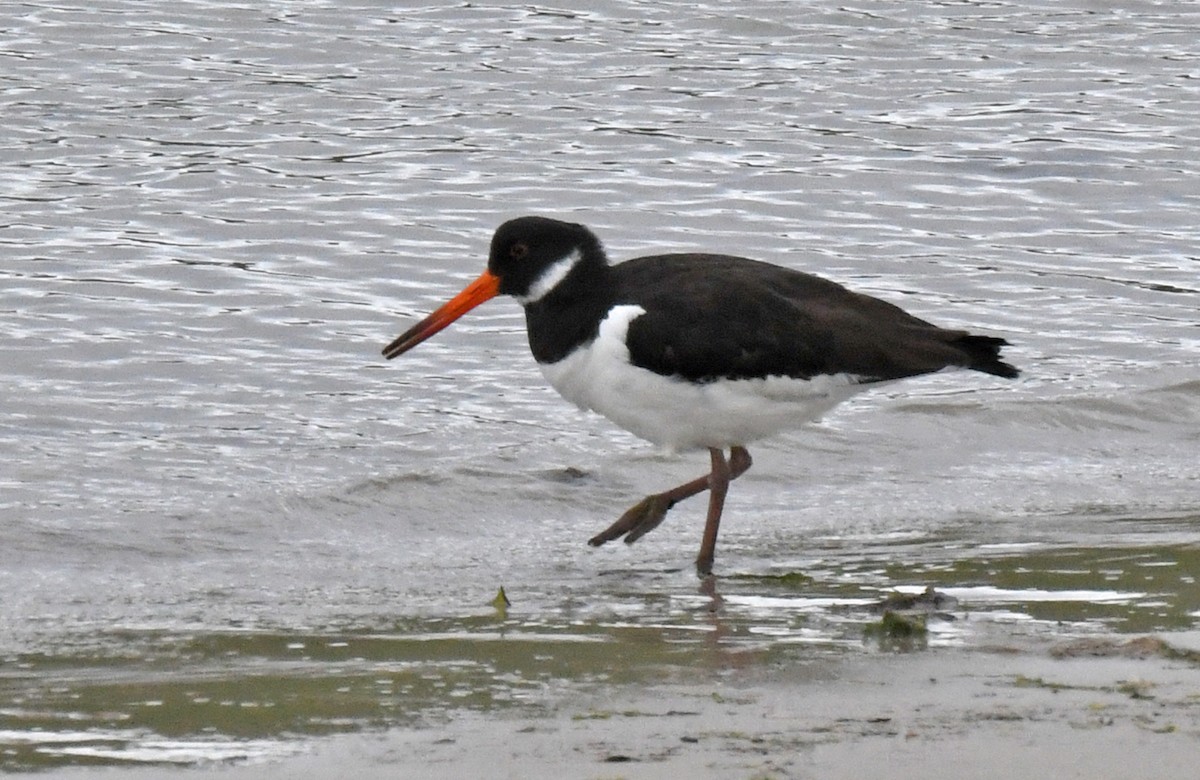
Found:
955,335 -> 1020,379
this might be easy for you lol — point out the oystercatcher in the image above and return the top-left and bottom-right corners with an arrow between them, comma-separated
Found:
383,217 -> 1019,575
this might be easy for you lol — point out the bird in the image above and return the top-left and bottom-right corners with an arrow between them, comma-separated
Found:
382,216 -> 1019,576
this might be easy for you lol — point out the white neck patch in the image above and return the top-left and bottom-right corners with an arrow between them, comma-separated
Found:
514,248 -> 582,305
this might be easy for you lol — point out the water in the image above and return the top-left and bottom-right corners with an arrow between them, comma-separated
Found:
2,0 -> 1198,771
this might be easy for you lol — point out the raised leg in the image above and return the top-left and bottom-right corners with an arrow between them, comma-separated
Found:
588,446 -> 753,574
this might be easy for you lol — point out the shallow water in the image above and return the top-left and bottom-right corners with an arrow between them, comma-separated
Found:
2,0 -> 1198,771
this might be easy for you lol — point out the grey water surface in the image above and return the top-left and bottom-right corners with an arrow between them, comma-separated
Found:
2,0 -> 1198,770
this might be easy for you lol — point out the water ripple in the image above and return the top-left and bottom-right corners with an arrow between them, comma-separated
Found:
2,1 -> 1199,768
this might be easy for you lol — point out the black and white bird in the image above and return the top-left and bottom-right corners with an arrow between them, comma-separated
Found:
383,216 -> 1019,575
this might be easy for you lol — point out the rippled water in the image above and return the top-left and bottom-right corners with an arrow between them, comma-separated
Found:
2,0 -> 1198,771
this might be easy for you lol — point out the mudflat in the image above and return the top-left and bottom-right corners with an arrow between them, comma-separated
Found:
61,633 -> 1200,780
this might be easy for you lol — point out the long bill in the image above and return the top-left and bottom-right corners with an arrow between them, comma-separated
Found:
382,270 -> 501,359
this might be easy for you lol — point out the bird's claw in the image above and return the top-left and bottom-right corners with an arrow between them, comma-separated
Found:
587,494 -> 672,547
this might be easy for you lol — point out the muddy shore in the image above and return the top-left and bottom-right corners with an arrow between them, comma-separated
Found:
53,633 -> 1200,780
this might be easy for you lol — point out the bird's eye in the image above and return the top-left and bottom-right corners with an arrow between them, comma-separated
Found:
509,242 -> 528,260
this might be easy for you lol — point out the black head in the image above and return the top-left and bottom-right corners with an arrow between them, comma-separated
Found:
487,216 -> 605,301
382,216 -> 607,360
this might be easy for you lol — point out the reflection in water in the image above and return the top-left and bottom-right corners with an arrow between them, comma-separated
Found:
4,538 -> 1196,769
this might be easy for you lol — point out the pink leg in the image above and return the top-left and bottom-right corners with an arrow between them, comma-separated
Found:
695,446 -> 751,575
588,446 -> 753,575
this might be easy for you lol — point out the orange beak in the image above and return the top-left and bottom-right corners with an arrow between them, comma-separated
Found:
382,270 -> 501,359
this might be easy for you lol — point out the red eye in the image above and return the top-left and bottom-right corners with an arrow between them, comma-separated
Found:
509,243 -> 528,260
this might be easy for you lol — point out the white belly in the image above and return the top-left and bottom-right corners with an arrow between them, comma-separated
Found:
538,305 -> 872,452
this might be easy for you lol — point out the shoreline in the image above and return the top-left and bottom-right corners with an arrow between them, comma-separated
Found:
55,633 -> 1200,780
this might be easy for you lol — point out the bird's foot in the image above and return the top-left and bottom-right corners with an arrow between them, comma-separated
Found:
587,494 -> 673,547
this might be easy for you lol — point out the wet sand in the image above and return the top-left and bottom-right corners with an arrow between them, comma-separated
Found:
61,633 -> 1200,780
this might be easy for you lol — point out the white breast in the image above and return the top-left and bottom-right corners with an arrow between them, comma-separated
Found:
538,305 -> 872,452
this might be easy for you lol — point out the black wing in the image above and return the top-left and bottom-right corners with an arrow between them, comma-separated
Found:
616,254 -> 1018,383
